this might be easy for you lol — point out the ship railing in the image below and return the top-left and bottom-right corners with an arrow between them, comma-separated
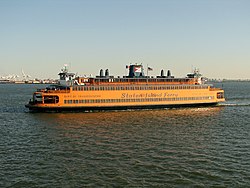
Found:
209,87 -> 223,91
45,90 -> 70,93
36,89 -> 69,93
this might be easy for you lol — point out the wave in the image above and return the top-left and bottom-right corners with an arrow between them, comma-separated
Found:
222,96 -> 250,107
219,103 -> 250,107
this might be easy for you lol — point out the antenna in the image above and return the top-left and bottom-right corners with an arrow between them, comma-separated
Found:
69,62 -> 72,71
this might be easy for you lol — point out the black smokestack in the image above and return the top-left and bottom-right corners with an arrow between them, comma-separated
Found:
105,69 -> 109,77
100,69 -> 104,77
161,69 -> 164,77
167,70 -> 171,77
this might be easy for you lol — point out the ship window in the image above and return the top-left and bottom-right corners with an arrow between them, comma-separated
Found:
217,92 -> 224,99
44,95 -> 59,104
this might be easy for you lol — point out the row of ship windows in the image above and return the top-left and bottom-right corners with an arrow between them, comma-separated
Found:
64,96 -> 214,104
72,85 -> 209,91
92,78 -> 191,83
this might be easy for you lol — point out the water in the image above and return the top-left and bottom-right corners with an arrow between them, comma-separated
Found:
0,82 -> 250,187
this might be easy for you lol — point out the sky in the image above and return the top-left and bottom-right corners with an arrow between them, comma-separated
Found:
0,0 -> 250,79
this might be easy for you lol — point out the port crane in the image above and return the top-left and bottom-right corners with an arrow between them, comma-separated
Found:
22,69 -> 31,81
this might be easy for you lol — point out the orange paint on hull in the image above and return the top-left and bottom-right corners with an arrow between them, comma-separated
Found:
26,85 -> 225,111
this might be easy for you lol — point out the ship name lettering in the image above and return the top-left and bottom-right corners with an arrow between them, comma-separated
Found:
121,93 -> 164,98
164,93 -> 178,97
121,93 -> 146,98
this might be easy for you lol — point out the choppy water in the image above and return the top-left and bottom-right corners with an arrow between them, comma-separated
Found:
0,82 -> 250,187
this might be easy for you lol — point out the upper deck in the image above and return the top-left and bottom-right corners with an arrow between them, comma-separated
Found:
37,83 -> 214,95
57,64 -> 205,87
75,77 -> 199,86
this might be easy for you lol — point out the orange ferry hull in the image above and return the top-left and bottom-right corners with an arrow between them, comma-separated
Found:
25,84 -> 225,112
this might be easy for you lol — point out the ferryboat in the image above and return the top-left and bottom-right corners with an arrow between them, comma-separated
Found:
25,64 -> 225,112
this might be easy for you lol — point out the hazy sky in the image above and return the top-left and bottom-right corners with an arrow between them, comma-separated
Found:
0,0 -> 249,79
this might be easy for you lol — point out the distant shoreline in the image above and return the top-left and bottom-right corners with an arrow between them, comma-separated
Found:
1,80 -> 249,85
0,81 -> 57,84
209,79 -> 250,82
